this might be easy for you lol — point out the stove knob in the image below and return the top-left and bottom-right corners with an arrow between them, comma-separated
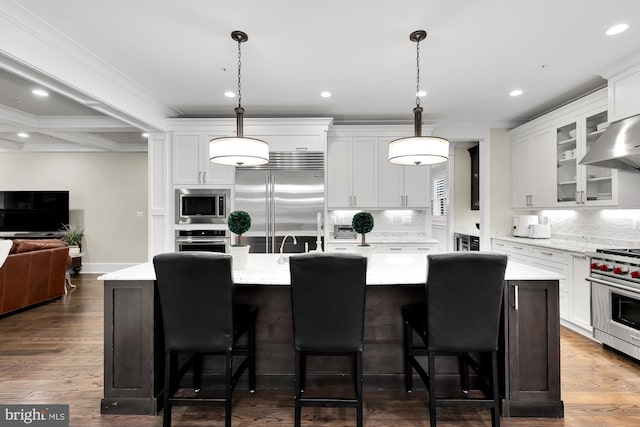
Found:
613,267 -> 628,275
600,264 -> 612,272
632,271 -> 640,279
591,262 -> 600,269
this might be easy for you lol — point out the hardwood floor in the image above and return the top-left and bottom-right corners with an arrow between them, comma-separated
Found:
1,274 -> 640,426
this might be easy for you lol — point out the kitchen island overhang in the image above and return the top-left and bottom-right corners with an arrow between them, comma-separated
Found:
99,254 -> 564,418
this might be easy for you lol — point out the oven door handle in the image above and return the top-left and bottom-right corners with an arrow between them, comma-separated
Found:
175,238 -> 228,244
585,276 -> 640,294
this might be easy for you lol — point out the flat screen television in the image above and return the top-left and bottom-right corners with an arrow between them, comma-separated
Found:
0,191 -> 70,232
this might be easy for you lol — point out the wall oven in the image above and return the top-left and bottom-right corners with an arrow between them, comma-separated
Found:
175,230 -> 229,253
587,249 -> 640,360
175,189 -> 229,224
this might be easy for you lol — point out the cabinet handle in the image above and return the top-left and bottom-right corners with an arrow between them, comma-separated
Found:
514,284 -> 519,311
198,171 -> 202,183
202,171 -> 207,183
540,251 -> 554,256
495,243 -> 505,247
349,195 -> 353,206
335,247 -> 347,251
405,195 -> 408,206
417,247 -> 430,251
295,147 -> 308,151
353,195 -> 357,206
514,246 -> 524,250
389,247 -> 402,251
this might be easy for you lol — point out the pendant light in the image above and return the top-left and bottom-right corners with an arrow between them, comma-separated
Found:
209,31 -> 269,166
388,30 -> 448,165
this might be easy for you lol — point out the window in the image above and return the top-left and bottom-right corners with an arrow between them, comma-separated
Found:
431,168 -> 448,217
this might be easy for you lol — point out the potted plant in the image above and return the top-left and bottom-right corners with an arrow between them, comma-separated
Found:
60,224 -> 84,254
352,211 -> 374,257
228,210 -> 251,269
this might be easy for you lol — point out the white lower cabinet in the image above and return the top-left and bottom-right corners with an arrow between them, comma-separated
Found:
325,243 -> 381,253
492,238 -> 592,338
570,255 -> 592,334
325,242 -> 435,254
380,243 -> 435,253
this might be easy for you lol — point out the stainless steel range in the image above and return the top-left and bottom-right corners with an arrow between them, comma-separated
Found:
586,249 -> 640,360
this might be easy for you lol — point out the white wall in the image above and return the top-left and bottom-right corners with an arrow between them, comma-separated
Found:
0,152 -> 148,269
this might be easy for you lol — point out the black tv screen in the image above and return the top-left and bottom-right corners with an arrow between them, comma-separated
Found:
0,191 -> 70,232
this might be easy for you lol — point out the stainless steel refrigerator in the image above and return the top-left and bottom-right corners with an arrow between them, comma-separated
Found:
234,152 -> 324,254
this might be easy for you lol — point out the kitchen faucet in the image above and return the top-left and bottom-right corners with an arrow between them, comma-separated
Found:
277,235 -> 298,264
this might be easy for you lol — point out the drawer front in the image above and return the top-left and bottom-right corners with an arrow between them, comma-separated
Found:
492,239 -> 531,256
382,244 -> 435,253
531,247 -> 569,264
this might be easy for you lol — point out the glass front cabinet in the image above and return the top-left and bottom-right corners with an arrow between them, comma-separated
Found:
556,109 -> 616,207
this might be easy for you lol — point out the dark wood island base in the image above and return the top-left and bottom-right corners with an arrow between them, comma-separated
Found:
101,279 -> 563,418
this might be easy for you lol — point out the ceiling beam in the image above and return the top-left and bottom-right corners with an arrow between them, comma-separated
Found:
0,3 -> 177,132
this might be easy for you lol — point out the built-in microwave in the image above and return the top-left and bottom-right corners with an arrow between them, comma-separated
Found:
175,189 -> 230,224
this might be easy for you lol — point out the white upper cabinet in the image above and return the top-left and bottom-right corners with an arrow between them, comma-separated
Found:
173,132 -> 234,186
512,129 -> 555,208
378,138 -> 429,208
607,62 -> 640,121
511,88 -> 640,209
555,108 -> 618,207
327,137 -> 377,208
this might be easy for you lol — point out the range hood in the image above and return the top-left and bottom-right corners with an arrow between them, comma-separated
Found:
579,114 -> 640,172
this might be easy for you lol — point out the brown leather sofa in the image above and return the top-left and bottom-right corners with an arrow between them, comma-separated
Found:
0,239 -> 70,316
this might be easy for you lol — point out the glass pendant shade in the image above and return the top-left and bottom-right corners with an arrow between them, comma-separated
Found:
209,136 -> 269,166
389,135 -> 449,165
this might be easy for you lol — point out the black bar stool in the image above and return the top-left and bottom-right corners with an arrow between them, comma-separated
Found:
289,253 -> 368,427
153,252 -> 257,427
402,252 -> 507,427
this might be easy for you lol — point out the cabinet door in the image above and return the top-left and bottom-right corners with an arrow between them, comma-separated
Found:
377,138 -> 404,207
202,134 -> 235,185
327,138 -> 352,207
173,132 -> 203,185
404,165 -> 429,207
351,137 -> 378,207
581,110 -> 616,206
555,120 -> 579,205
505,280 -> 562,415
512,136 -> 533,208
571,255 -> 592,332
530,129 -> 555,207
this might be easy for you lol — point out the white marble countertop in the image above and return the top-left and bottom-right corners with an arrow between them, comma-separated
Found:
491,235 -> 632,254
98,253 -> 562,285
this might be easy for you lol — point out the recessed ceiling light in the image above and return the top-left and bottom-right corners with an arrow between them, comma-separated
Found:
31,88 -> 49,97
510,89 -> 523,97
17,132 -> 29,138
606,24 -> 629,36
142,133 -> 149,138
416,90 -> 427,97
320,91 -> 332,98
224,91 -> 235,98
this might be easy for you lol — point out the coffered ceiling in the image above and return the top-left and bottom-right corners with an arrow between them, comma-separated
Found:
1,0 -> 640,151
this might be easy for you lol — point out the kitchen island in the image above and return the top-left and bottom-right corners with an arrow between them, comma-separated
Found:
99,253 -> 563,418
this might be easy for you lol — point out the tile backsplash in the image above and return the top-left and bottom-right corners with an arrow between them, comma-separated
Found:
539,209 -> 640,246
328,210 -> 427,236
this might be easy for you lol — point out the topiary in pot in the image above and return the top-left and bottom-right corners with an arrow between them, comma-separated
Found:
228,210 -> 251,246
352,211 -> 374,246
